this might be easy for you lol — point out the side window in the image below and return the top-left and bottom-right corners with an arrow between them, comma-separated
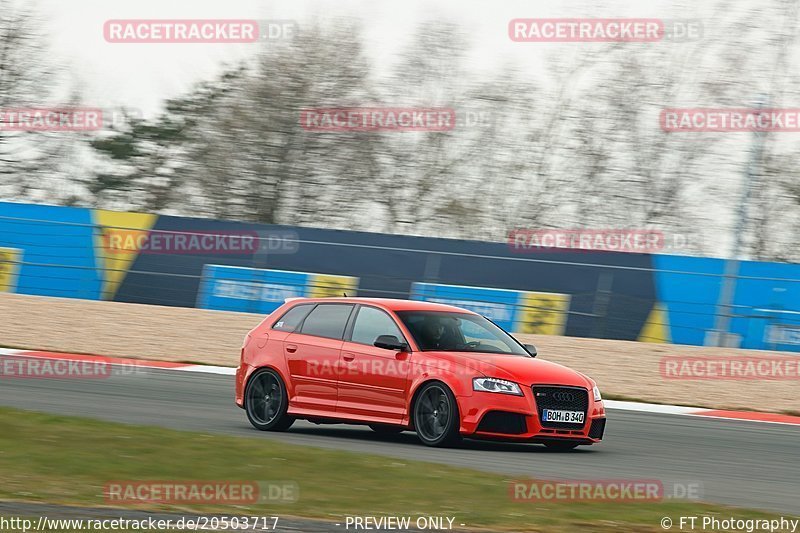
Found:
272,304 -> 314,332
351,306 -> 403,345
298,304 -> 354,340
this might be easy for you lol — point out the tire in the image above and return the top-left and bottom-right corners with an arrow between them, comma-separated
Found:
412,382 -> 461,447
369,424 -> 405,435
543,440 -> 580,451
244,368 -> 294,431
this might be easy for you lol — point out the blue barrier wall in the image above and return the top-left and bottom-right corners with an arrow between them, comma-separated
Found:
3,201 -> 800,351
652,256 -> 725,347
652,256 -> 800,350
0,203 -> 102,299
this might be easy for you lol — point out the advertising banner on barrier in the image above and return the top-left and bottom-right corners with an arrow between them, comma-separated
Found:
410,282 -> 571,335
0,247 -> 22,293
767,324 -> 800,346
197,265 -> 359,313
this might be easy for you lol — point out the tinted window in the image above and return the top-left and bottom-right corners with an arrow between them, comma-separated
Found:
351,306 -> 403,345
299,304 -> 354,339
272,304 -> 314,332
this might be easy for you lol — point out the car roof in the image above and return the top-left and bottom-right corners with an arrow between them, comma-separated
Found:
285,297 -> 477,314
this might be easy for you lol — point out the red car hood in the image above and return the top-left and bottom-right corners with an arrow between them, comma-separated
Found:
427,351 -> 592,388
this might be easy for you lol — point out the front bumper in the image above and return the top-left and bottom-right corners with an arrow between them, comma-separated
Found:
457,385 -> 606,443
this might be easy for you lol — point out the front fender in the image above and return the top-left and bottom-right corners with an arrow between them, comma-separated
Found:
401,359 -> 480,426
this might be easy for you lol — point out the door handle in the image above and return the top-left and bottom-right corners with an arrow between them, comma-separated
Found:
342,352 -> 356,362
285,344 -> 298,353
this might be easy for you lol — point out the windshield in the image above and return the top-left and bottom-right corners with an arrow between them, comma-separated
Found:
396,311 -> 530,356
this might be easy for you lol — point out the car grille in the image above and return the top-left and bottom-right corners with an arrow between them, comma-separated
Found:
588,418 -> 606,440
532,386 -> 589,430
476,411 -> 528,435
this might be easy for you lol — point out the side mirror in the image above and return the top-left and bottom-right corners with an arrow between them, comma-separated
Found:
523,344 -> 538,357
374,335 -> 409,351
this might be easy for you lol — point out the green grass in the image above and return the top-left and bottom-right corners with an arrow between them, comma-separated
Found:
0,407 -> 788,532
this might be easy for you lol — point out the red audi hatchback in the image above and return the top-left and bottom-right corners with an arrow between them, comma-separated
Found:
235,297 -> 606,449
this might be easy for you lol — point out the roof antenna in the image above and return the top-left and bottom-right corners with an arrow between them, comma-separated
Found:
343,292 -> 348,297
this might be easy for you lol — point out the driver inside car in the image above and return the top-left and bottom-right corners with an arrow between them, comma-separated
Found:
423,320 -> 445,349
419,317 -> 458,350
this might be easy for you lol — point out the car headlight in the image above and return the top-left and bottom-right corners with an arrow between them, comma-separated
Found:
473,377 -> 523,396
593,385 -> 602,402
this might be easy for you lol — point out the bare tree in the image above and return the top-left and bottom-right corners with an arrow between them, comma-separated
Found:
81,4 -> 800,262
0,1 -> 85,204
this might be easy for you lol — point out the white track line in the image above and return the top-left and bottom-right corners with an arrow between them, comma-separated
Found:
180,365 -> 237,375
603,400 -> 707,415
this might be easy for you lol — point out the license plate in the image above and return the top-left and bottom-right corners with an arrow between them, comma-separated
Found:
542,409 -> 584,423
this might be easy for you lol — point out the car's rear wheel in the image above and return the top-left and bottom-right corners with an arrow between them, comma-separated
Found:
413,382 -> 461,447
543,440 -> 580,451
245,369 -> 294,431
369,424 -> 405,435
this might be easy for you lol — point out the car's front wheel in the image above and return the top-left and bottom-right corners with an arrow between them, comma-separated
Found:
245,368 -> 294,431
413,382 -> 461,447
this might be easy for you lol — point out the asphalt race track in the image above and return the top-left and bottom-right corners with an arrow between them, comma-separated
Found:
1,367 -> 798,514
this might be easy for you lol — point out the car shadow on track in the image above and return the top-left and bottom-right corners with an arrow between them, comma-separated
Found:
282,425 -> 595,453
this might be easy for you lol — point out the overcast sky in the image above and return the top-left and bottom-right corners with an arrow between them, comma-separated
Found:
33,0 -> 716,116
